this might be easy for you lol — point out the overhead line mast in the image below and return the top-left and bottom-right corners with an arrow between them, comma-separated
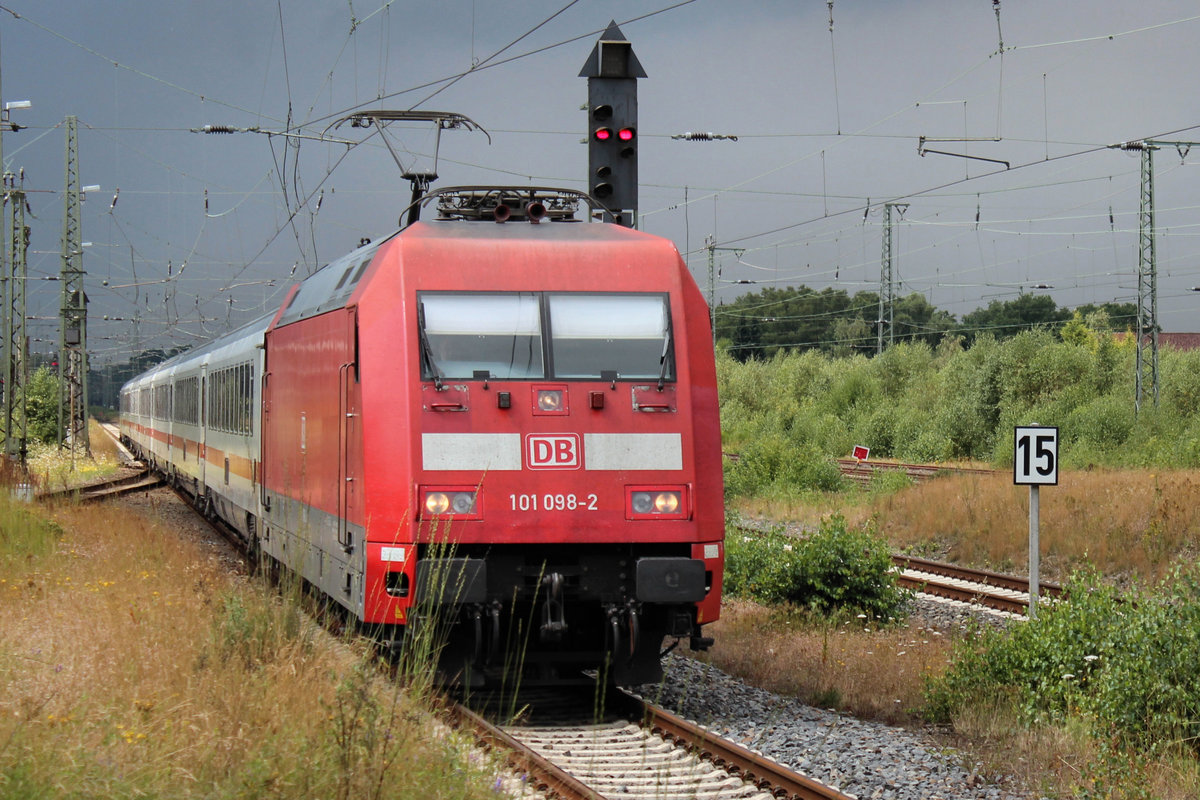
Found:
59,115 -> 89,458
4,170 -> 28,464
1109,139 -> 1200,413
877,202 -> 906,353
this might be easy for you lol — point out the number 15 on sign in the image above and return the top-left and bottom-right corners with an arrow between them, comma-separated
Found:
1014,425 -> 1058,619
1014,426 -> 1058,485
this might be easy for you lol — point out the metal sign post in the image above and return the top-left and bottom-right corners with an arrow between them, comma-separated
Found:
1013,425 -> 1058,619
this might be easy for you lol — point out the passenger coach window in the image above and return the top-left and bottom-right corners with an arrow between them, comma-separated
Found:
548,294 -> 673,380
420,293 -> 543,380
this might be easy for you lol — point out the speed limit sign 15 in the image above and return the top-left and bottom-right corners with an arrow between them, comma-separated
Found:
1014,426 -> 1059,485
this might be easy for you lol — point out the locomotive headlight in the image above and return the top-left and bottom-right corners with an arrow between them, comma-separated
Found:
425,492 -> 451,515
450,492 -> 477,514
537,389 -> 564,412
421,488 -> 480,519
654,492 -> 680,513
627,488 -> 688,520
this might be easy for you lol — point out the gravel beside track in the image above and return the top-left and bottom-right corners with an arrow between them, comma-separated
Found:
642,595 -> 1039,800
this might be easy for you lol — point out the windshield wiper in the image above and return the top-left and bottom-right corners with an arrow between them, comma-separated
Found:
417,304 -> 443,390
657,324 -> 673,391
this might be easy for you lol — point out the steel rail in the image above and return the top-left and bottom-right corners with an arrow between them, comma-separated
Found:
447,700 -> 609,800
895,572 -> 1030,615
36,468 -> 162,503
893,555 -> 1066,615
837,458 -> 998,485
637,699 -> 854,800
893,554 -> 1063,598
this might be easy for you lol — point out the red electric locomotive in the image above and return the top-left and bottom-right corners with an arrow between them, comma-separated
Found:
123,186 -> 723,685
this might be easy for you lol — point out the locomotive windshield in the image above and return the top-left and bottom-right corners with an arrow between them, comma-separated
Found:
420,292 -> 543,379
418,291 -> 674,381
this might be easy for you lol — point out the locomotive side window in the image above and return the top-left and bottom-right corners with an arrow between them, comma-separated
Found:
420,293 -> 543,380
548,294 -> 673,380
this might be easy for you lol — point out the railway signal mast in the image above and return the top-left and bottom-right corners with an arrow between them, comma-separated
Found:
580,21 -> 645,228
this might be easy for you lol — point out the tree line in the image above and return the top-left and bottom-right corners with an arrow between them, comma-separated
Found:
715,285 -> 1137,361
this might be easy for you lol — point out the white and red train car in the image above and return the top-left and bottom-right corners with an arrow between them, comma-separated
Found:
120,187 -> 723,684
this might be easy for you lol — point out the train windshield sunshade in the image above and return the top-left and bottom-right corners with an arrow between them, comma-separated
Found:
419,291 -> 674,382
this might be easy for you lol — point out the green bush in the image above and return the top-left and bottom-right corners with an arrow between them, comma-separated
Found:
724,515 -> 909,619
1067,394 -> 1135,451
717,326 -> 1200,473
924,566 -> 1200,754
724,436 -> 844,497
25,367 -> 61,445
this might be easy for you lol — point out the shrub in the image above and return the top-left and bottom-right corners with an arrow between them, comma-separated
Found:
925,565 -> 1200,755
724,515 -> 909,619
1067,394 -> 1135,451
1162,348 -> 1200,419
24,367 -> 61,444
724,436 -> 844,497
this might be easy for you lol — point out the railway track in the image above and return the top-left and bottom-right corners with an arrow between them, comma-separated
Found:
837,458 -> 998,486
36,466 -> 163,503
894,554 -> 1063,616
449,686 -> 854,800
34,424 -> 161,503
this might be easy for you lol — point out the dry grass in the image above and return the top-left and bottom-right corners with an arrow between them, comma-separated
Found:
0,493 -> 509,799
696,599 -> 953,725
743,467 -> 1200,585
725,468 -> 1200,798
944,703 -> 1200,799
864,468 -> 1200,584
23,420 -> 126,492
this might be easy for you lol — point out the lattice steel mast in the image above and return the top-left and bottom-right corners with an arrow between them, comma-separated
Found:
1109,139 -> 1200,412
877,203 -> 906,353
4,170 -> 28,462
58,115 -> 89,456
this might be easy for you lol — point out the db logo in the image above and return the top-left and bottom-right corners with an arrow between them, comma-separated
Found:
526,434 -> 581,470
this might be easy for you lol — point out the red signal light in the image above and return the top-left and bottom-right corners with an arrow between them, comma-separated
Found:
618,127 -> 635,141
594,127 -> 613,141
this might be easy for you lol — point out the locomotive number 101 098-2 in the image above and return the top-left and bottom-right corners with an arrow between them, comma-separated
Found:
510,493 -> 599,512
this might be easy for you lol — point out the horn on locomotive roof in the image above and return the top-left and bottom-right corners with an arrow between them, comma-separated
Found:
526,201 -> 548,223
327,110 -> 490,225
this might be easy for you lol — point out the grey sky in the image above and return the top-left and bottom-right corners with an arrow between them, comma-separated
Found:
2,1 -> 1198,364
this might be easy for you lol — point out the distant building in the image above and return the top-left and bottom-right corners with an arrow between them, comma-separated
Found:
1115,332 -> 1200,351
1161,333 -> 1200,351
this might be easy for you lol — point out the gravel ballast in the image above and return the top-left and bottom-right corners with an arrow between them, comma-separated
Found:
641,597 -> 1042,800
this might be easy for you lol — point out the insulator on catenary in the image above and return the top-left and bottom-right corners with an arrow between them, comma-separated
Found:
671,132 -> 738,141
201,124 -> 237,134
